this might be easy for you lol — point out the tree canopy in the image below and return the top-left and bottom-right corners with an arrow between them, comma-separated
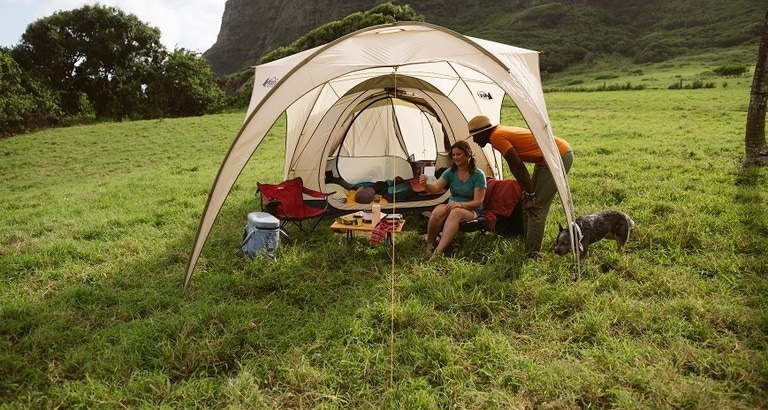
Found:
0,50 -> 62,138
2,4 -> 227,134
147,49 -> 226,118
12,4 -> 166,120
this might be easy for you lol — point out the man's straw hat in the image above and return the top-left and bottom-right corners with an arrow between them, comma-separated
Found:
468,115 -> 495,135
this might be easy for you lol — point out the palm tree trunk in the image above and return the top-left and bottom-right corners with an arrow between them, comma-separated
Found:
745,10 -> 768,164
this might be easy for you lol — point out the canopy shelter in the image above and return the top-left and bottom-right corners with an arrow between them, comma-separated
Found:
183,22 -> 575,287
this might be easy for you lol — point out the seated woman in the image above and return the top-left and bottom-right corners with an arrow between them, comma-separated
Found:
419,140 -> 486,260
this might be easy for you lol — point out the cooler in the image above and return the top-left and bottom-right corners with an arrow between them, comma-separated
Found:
241,212 -> 281,260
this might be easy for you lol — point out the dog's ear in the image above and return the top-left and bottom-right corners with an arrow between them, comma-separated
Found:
558,223 -> 564,232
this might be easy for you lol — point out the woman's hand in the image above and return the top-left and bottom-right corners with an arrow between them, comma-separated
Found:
419,174 -> 427,185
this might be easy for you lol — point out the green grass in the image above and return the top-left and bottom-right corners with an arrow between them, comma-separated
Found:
1,79 -> 767,407
544,47 -> 758,91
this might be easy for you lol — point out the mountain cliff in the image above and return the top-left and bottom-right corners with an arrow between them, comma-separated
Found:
204,0 -> 765,77
204,0 -> 383,75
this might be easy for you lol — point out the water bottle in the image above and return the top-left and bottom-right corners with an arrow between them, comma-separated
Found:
371,195 -> 381,226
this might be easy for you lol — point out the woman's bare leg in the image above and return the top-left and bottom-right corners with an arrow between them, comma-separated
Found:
432,208 -> 476,259
426,204 -> 449,251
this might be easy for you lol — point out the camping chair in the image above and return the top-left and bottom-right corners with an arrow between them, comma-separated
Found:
464,178 -> 525,237
460,215 -> 492,234
256,177 -> 336,237
420,211 -> 493,235
422,178 -> 524,237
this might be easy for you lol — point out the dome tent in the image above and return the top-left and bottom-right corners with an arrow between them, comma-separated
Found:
184,22 -> 575,287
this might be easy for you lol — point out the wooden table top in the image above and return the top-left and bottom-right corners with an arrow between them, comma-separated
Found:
330,214 -> 405,233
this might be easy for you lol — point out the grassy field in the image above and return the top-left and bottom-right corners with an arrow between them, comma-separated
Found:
543,48 -> 758,91
1,76 -> 767,407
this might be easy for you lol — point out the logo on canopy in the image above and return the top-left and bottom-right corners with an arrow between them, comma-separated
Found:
262,77 -> 279,88
476,91 -> 493,100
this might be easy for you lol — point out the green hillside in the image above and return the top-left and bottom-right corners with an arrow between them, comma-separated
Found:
205,0 -> 765,76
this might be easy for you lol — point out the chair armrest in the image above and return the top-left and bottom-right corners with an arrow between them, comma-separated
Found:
302,186 -> 335,199
262,198 -> 283,216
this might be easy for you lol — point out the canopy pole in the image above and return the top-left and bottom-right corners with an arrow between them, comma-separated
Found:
389,66 -> 399,390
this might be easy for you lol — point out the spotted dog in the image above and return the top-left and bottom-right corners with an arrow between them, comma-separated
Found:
554,210 -> 635,257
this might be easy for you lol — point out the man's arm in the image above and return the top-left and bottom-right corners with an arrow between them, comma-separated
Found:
502,149 -> 541,218
503,149 -> 534,194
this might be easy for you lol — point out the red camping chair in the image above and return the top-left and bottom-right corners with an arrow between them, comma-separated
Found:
256,177 -> 336,236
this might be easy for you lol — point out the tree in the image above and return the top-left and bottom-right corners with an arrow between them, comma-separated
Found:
11,4 -> 166,120
259,2 -> 424,64
146,49 -> 225,118
745,10 -> 768,165
0,51 -> 62,137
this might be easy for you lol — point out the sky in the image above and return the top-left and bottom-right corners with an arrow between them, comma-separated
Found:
0,0 -> 225,53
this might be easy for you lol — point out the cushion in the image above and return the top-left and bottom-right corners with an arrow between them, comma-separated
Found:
324,183 -> 349,201
407,177 -> 426,193
354,187 -> 376,204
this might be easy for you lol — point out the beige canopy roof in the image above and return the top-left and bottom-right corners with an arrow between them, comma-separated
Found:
183,22 -> 574,287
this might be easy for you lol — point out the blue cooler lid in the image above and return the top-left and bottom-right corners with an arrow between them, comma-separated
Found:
248,212 -> 280,229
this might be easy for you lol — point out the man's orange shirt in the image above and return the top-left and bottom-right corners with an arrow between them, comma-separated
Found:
489,125 -> 570,165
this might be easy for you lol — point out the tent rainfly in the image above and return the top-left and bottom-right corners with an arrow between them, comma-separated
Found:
183,22 -> 575,287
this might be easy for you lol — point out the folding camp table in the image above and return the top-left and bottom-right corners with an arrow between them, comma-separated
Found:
330,214 -> 405,260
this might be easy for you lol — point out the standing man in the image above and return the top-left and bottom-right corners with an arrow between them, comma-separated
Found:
469,115 -> 573,258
